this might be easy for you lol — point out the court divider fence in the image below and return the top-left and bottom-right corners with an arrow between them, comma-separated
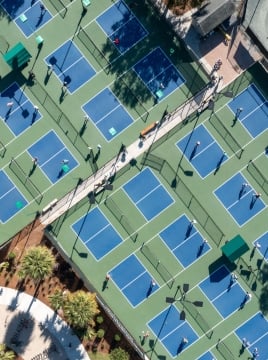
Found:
236,257 -> 263,300
112,71 -> 150,123
140,242 -> 175,289
47,0 -> 67,18
141,153 -> 225,246
9,158 -> 43,204
180,300 -> 213,339
104,196 -> 138,242
209,113 -> 244,158
0,140 -> 6,158
216,341 -> 235,360
77,26 -> 111,72
246,160 -> 268,196
28,80 -> 92,164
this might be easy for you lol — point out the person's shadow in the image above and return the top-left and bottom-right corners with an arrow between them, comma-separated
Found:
250,196 -> 257,209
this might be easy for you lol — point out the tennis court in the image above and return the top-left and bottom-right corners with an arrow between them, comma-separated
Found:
148,305 -> 198,357
228,84 -> 268,138
133,47 -> 185,101
72,207 -> 123,261
96,0 -> 148,54
109,254 -> 159,307
27,130 -> 78,184
45,40 -> 96,93
82,87 -> 134,140
177,124 -> 228,178
159,215 -> 211,268
253,232 -> 268,261
199,265 -> 247,319
0,170 -> 28,223
0,82 -> 42,135
0,0 -> 52,37
123,167 -> 174,221
214,172 -> 266,226
235,312 -> 268,360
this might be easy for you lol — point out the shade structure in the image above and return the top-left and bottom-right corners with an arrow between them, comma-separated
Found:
3,42 -> 31,70
221,235 -> 250,262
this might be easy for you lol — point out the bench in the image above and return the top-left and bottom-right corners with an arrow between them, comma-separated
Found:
140,122 -> 158,138
42,198 -> 58,214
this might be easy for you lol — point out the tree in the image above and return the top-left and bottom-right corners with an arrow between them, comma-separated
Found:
0,344 -> 16,360
110,347 -> 130,360
18,246 -> 55,284
63,290 -> 99,329
49,288 -> 64,311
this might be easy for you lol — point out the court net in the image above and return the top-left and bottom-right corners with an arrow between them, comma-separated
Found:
181,300 -> 213,338
209,113 -> 244,158
77,26 -> 111,72
0,140 -> 7,158
217,341 -> 235,360
247,159 -> 268,196
140,243 -> 174,288
47,0 -> 67,18
141,153 -> 225,246
105,197 -> 138,242
112,71 -> 149,123
9,158 -> 43,204
28,80 -> 90,161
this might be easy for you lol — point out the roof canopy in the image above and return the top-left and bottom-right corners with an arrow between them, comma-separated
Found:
221,235 -> 250,262
3,42 -> 31,70
192,0 -> 236,37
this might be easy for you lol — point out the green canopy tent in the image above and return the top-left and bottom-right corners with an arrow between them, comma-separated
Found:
3,42 -> 31,70
221,235 -> 250,262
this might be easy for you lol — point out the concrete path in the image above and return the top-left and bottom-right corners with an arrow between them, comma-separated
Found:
0,287 -> 90,360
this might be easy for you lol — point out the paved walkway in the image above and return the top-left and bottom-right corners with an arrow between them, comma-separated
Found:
0,287 -> 90,360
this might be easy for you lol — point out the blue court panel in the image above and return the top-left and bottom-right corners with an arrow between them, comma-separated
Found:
254,232 -> 268,261
45,40 -> 96,93
199,266 -> 247,318
177,124 -> 228,178
1,0 -> 33,19
0,83 -> 28,117
214,172 -> 266,226
228,84 -> 268,138
0,170 -> 28,223
123,168 -> 173,220
96,1 -> 147,54
133,47 -> 185,100
148,305 -> 198,357
28,131 -> 78,184
72,208 -> 123,260
160,215 -> 210,268
197,351 -> 216,360
235,312 -> 268,360
82,88 -> 133,140
110,254 -> 159,307
14,1 -> 52,37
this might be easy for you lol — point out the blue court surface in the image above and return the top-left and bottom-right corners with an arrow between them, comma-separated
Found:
82,88 -> 133,140
197,351 -> 216,360
228,84 -> 268,138
110,254 -> 159,307
96,0 -> 147,54
148,305 -> 198,357
133,47 -> 185,101
159,215 -> 211,268
45,40 -> 96,93
199,265 -> 247,318
123,168 -> 174,221
72,207 -> 123,261
235,312 -> 268,360
0,170 -> 28,223
0,82 -> 42,135
253,232 -> 268,261
214,172 -> 266,226
177,124 -> 228,178
28,130 -> 78,184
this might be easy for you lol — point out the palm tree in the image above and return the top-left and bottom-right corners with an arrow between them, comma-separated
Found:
48,288 -> 64,311
110,347 -> 130,360
63,290 -> 99,329
0,344 -> 16,360
18,246 -> 55,289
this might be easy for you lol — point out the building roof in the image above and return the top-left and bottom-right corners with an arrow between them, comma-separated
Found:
192,0 -> 236,37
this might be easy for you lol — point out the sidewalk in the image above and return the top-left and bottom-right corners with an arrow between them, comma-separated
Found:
0,287 -> 90,360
